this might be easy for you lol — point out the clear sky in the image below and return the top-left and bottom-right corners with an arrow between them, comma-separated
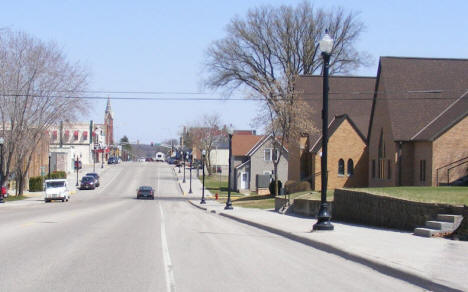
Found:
1,0 -> 467,144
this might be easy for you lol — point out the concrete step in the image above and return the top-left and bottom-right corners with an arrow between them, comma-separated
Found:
436,214 -> 463,223
414,227 -> 438,237
426,220 -> 454,231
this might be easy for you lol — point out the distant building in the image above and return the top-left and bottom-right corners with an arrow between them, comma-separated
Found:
49,98 -> 115,173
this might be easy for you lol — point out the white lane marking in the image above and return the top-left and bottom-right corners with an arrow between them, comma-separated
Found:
157,167 -> 160,195
159,202 -> 176,292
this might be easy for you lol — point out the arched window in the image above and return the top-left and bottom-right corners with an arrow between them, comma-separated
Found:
347,159 -> 354,176
338,159 -> 344,175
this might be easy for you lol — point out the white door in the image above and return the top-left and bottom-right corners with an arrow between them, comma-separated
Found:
240,172 -> 249,189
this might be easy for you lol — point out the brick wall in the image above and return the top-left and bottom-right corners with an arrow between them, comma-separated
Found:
368,83 -> 398,187
287,134 -> 301,181
413,142 -> 433,186
432,116 -> 468,185
313,119 -> 368,190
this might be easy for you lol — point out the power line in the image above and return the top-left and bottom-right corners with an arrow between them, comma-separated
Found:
1,88 -> 466,101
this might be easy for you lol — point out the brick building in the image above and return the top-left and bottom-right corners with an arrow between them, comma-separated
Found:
289,76 -> 375,190
368,57 -> 468,187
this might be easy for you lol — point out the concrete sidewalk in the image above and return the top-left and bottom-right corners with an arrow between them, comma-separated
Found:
174,165 -> 212,198
175,168 -> 468,291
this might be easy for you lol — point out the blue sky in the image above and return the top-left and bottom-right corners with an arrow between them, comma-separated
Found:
2,0 -> 467,144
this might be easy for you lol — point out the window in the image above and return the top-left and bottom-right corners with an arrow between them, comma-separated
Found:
387,159 -> 391,179
264,148 -> 279,162
272,149 -> 278,162
338,159 -> 344,175
372,160 -> 376,178
420,160 -> 426,182
378,129 -> 386,179
347,159 -> 354,176
264,149 -> 272,161
378,159 -> 385,179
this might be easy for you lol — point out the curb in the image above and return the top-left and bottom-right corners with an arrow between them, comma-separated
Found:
187,200 -> 462,292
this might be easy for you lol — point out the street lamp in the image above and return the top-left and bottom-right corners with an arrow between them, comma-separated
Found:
48,153 -> 51,177
93,146 -> 96,172
182,151 -> 186,183
200,149 -> 206,204
101,146 -> 104,168
75,155 -> 80,186
189,153 -> 193,194
225,125 -> 234,210
313,30 -> 334,231
0,137 -> 4,191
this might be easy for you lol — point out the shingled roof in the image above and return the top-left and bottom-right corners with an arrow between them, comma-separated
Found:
370,57 -> 468,141
295,75 -> 375,149
232,134 -> 263,156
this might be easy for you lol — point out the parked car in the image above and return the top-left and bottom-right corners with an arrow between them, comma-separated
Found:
108,157 -> 117,164
136,186 -> 154,200
44,179 -> 70,202
0,185 -> 7,202
138,157 -> 146,162
145,157 -> 153,162
86,172 -> 100,187
80,176 -> 96,190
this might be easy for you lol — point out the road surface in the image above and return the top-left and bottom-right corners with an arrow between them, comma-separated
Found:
0,162 -> 422,291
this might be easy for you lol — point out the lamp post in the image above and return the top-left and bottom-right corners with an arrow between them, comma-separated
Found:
0,137 -> 3,203
313,31 -> 334,231
75,155 -> 79,187
189,153 -> 193,194
183,151 -> 186,183
93,146 -> 96,172
101,147 -> 104,168
225,125 -> 234,210
0,137 -> 4,189
48,153 -> 51,177
200,149 -> 206,204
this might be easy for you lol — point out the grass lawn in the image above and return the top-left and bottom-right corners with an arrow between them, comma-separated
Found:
350,186 -> 468,205
4,195 -> 27,202
293,190 -> 335,201
200,175 -> 246,198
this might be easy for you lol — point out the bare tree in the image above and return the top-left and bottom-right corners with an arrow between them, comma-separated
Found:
0,29 -> 88,194
187,114 -> 226,176
205,1 -> 369,193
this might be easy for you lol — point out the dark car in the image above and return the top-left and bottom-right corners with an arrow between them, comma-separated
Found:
86,172 -> 100,187
80,176 -> 96,190
137,186 -> 154,200
108,157 -> 116,164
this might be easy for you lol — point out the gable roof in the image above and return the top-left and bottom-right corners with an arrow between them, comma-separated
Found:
245,135 -> 289,157
411,90 -> 468,141
370,56 -> 468,141
310,114 -> 366,153
296,75 -> 375,146
232,134 -> 263,156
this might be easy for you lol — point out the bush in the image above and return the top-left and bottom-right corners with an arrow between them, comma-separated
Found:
46,171 -> 67,179
284,180 -> 311,194
29,176 -> 44,192
269,180 -> 282,196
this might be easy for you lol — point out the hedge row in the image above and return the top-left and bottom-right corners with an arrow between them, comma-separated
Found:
29,176 -> 44,192
284,180 -> 311,194
29,171 -> 67,192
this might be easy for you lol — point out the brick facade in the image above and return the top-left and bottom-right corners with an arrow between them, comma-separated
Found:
432,116 -> 468,185
313,119 -> 368,190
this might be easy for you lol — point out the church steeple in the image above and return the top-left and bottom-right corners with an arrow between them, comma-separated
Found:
105,97 -> 113,118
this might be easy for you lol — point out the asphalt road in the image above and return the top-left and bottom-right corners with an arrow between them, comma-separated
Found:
0,162 -> 423,292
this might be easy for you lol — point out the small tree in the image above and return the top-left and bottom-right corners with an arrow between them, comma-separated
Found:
0,29 -> 88,194
187,114 -> 227,175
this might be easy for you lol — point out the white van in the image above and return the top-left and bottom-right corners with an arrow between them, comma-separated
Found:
155,152 -> 165,162
44,179 -> 70,203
